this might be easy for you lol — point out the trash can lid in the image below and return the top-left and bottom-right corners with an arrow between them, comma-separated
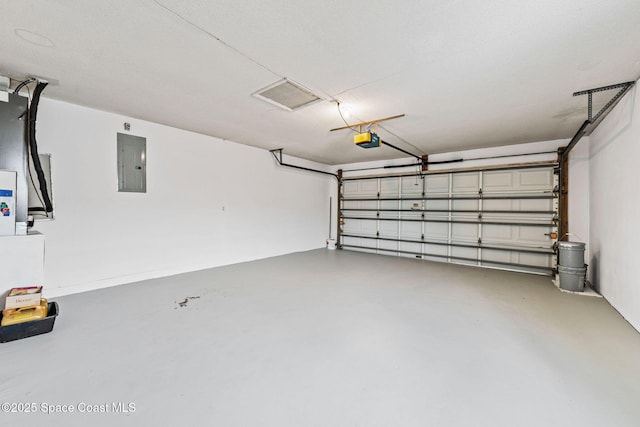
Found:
558,241 -> 585,249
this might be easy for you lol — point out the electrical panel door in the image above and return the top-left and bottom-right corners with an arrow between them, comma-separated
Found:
117,133 -> 146,193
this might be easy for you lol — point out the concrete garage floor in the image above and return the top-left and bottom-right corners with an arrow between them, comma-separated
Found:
1,249 -> 640,427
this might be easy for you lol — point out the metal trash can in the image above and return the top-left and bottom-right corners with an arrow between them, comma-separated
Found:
558,265 -> 586,292
558,241 -> 586,268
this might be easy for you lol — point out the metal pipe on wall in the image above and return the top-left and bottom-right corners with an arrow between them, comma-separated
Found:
270,149 -> 339,179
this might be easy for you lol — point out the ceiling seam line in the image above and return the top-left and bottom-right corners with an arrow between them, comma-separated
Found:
152,0 -> 283,79
152,0 -> 339,104
333,71 -> 406,97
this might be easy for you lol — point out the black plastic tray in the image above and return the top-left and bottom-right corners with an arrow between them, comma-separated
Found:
0,302 -> 59,343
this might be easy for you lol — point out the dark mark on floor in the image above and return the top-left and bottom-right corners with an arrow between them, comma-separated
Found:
176,296 -> 201,308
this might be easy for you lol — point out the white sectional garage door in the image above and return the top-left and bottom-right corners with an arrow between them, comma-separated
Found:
340,165 -> 558,275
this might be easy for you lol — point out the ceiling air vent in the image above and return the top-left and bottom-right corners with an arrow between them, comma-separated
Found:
252,78 -> 321,111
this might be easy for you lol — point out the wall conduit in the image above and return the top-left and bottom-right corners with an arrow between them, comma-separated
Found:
270,148 -> 338,180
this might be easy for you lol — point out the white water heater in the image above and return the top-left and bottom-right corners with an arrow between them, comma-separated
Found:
0,170 -> 17,235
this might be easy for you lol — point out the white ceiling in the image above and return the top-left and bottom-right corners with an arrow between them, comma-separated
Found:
2,0 -> 639,165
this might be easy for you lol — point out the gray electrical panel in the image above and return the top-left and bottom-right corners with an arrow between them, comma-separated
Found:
117,133 -> 146,193
0,93 -> 29,222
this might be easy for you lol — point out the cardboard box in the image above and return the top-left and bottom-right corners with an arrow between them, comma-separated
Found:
5,286 -> 42,309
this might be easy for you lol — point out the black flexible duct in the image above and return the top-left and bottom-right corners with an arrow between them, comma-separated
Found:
28,81 -> 53,213
13,78 -> 35,95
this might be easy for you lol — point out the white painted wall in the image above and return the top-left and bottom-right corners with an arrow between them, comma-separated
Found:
588,84 -> 640,331
0,231 -> 45,307
33,98 -> 332,297
567,137 -> 590,263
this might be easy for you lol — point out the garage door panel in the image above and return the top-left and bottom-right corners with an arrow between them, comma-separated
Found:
425,212 -> 449,221
452,223 -> 477,241
483,169 -> 553,193
481,199 -> 513,211
452,199 -> 478,211
346,202 -> 376,218
379,200 -> 398,210
379,213 -> 399,220
400,241 -> 422,255
424,243 -> 449,256
400,221 -> 422,238
451,246 -> 478,265
517,226 -> 552,245
353,211 -> 377,219
482,226 -> 550,247
401,200 -> 422,210
344,179 -> 378,197
378,201 -> 397,219
399,211 -> 422,221
482,215 -> 548,225
361,200 -> 378,210
351,246 -> 377,254
480,249 -> 548,266
426,200 -> 449,210
481,249 -> 513,264
518,169 -> 554,190
452,172 -> 479,193
519,198 -> 554,211
519,252 -> 553,268
343,236 -> 375,249
425,223 -> 449,239
481,250 -> 551,269
481,198 -> 554,213
425,175 -> 449,193
398,251 -> 420,259
451,211 -> 478,220
483,171 -> 514,191
343,181 -> 358,195
343,219 -> 377,236
380,178 -> 399,196
342,199 -> 378,211
401,176 -> 423,195
341,219 -> 358,235
482,224 -> 514,241
379,239 -> 398,251
379,221 -> 398,237
400,200 -> 422,219
342,235 -> 359,246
